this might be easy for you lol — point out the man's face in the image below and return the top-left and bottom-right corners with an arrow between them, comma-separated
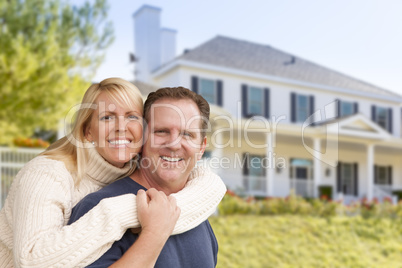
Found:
141,98 -> 207,192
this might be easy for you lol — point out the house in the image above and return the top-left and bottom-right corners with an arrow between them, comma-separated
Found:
132,5 -> 402,202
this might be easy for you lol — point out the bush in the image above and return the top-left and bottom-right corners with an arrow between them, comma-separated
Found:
218,190 -> 402,219
13,137 -> 49,148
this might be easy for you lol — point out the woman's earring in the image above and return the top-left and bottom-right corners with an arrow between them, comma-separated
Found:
91,141 -> 95,146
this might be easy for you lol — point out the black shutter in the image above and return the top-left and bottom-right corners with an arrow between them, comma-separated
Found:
353,163 -> 358,196
289,158 -> 294,178
374,165 -> 378,184
388,166 -> 393,185
264,88 -> 270,119
336,99 -> 340,118
371,105 -> 376,121
354,102 -> 359,114
242,84 -> 248,117
243,153 -> 249,176
337,162 -> 342,193
217,80 -> 223,106
291,92 -> 296,122
309,95 -> 315,125
388,108 -> 393,134
191,76 -> 198,94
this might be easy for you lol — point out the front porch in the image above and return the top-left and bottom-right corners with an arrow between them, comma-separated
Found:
207,113 -> 402,203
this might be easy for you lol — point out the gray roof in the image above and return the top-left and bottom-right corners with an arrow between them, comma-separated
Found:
132,80 -> 158,96
178,36 -> 400,98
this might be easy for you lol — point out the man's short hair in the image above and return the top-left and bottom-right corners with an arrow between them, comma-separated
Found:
143,87 -> 210,138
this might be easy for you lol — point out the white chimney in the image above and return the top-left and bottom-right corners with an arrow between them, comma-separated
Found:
133,5 -> 161,82
133,5 -> 177,82
161,28 -> 177,65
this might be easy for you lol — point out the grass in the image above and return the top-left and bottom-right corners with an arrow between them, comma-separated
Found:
209,215 -> 402,268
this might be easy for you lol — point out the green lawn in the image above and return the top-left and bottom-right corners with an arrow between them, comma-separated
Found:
209,215 -> 402,268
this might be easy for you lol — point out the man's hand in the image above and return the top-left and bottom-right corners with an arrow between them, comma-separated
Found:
137,188 -> 181,240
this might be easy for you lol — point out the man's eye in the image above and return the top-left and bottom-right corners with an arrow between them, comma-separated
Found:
183,132 -> 192,137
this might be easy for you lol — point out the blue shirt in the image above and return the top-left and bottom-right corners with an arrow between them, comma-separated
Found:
68,177 -> 218,267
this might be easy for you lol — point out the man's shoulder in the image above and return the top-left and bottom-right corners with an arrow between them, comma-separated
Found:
68,177 -> 141,224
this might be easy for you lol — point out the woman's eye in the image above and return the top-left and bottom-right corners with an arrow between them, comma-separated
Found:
100,115 -> 114,121
128,115 -> 140,120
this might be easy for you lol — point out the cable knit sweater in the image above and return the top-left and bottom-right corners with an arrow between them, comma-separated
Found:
0,147 -> 226,268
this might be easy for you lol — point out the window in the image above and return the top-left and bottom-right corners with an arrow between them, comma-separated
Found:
340,101 -> 353,116
341,163 -> 354,195
374,165 -> 392,185
201,151 -> 212,159
372,105 -> 392,133
199,78 -> 216,104
290,158 -> 312,180
376,107 -> 388,129
241,84 -> 270,118
248,86 -> 264,116
336,100 -> 358,117
291,93 -> 314,123
296,95 -> 309,122
337,162 -> 358,196
243,154 -> 266,193
191,76 -> 223,106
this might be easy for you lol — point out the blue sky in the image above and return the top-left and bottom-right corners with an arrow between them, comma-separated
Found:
90,0 -> 402,95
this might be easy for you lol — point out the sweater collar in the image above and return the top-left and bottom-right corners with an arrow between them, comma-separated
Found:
84,146 -> 132,186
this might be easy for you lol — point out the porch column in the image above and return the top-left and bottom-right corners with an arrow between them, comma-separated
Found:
266,132 -> 274,196
367,143 -> 374,201
313,138 -> 321,198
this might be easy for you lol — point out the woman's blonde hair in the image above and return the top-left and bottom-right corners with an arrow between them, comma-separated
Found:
41,78 -> 144,186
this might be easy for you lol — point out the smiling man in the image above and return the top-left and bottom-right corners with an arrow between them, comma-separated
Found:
68,87 -> 222,267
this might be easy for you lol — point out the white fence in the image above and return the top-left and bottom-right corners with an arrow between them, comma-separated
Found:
0,147 -> 44,208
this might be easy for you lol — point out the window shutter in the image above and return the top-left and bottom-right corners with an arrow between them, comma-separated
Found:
309,95 -> 315,125
217,80 -> 223,106
354,102 -> 359,114
243,153 -> 249,176
337,162 -> 342,193
388,108 -> 393,134
371,105 -> 376,121
264,88 -> 270,119
353,163 -> 358,196
289,158 -> 294,178
335,99 -> 340,118
191,76 -> 199,94
291,92 -> 296,123
242,84 -> 248,117
374,165 -> 378,184
388,166 -> 393,185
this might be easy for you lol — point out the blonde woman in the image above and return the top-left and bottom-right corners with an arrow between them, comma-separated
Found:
0,78 -> 226,267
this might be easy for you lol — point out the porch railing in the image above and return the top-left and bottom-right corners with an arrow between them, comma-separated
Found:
290,178 -> 314,198
0,147 -> 44,208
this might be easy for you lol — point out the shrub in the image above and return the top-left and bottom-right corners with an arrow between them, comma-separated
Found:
13,137 -> 49,148
218,190 -> 402,219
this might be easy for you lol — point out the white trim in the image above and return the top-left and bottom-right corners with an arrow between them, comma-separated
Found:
152,59 -> 402,103
325,113 -> 391,140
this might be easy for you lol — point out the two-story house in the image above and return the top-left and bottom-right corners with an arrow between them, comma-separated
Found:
132,5 -> 402,202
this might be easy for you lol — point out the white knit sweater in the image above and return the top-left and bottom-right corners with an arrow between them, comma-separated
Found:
0,147 -> 226,268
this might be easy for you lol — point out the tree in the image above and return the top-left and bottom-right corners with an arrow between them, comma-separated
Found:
0,0 -> 114,145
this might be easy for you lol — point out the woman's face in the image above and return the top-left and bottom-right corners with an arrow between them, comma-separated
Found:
86,91 -> 143,167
